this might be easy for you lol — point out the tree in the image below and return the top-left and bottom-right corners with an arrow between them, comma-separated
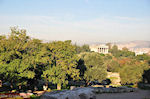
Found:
0,27 -> 36,88
136,54 -> 150,61
110,45 -> 135,57
143,69 -> 150,84
106,43 -> 111,51
78,52 -> 107,84
119,60 -> 149,84
74,44 -> 90,54
22,39 -> 51,90
81,44 -> 90,52
42,40 -> 80,90
107,60 -> 120,72
121,47 -> 135,57
0,27 -> 50,91
109,45 -> 120,57
77,59 -> 87,79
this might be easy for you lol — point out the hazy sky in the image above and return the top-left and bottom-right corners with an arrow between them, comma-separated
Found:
0,0 -> 150,44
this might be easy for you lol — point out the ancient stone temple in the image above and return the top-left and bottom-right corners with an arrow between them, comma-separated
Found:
90,45 -> 109,54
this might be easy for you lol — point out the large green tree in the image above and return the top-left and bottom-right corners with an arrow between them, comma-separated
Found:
0,27 -> 50,90
42,40 -> 80,90
119,60 -> 149,84
78,52 -> 107,84
0,27 -> 35,87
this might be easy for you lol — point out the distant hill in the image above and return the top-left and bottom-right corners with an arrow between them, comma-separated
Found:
114,41 -> 150,54
90,40 -> 150,48
116,40 -> 150,49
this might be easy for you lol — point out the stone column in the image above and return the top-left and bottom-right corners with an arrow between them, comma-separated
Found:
99,48 -> 100,53
104,48 -> 105,53
107,48 -> 108,53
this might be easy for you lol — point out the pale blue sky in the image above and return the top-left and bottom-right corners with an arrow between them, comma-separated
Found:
0,0 -> 150,44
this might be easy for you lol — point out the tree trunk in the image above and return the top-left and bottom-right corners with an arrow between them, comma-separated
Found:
86,80 -> 89,86
57,83 -> 61,90
19,85 -> 22,90
0,80 -> 2,87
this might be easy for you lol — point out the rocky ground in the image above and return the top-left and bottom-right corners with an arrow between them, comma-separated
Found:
96,89 -> 150,99
41,86 -> 141,99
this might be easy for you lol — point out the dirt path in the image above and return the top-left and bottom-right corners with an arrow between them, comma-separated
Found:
96,89 -> 150,99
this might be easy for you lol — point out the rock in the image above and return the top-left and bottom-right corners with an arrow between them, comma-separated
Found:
70,86 -> 76,90
90,95 -> 96,99
92,86 -> 136,94
41,87 -> 96,99
41,87 -> 136,99
79,93 -> 87,99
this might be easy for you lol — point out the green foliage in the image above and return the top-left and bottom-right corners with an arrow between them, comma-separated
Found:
109,45 -> 118,56
42,40 -> 80,89
103,54 -> 112,60
106,43 -> 112,51
75,44 -> 90,54
143,69 -> 150,84
0,27 -> 50,88
0,27 -> 150,92
0,27 -> 35,85
104,44 -> 150,85
121,47 -> 135,57
120,61 -> 149,84
107,60 -> 120,72
76,59 -> 86,79
30,95 -> 41,99
110,45 -> 135,57
78,52 -> 107,82
136,54 -> 150,61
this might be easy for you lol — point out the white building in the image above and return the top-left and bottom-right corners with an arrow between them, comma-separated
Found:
90,45 -> 109,54
130,48 -> 150,56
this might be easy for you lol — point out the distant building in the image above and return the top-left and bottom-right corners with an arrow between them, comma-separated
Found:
130,48 -> 150,56
90,45 -> 109,54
